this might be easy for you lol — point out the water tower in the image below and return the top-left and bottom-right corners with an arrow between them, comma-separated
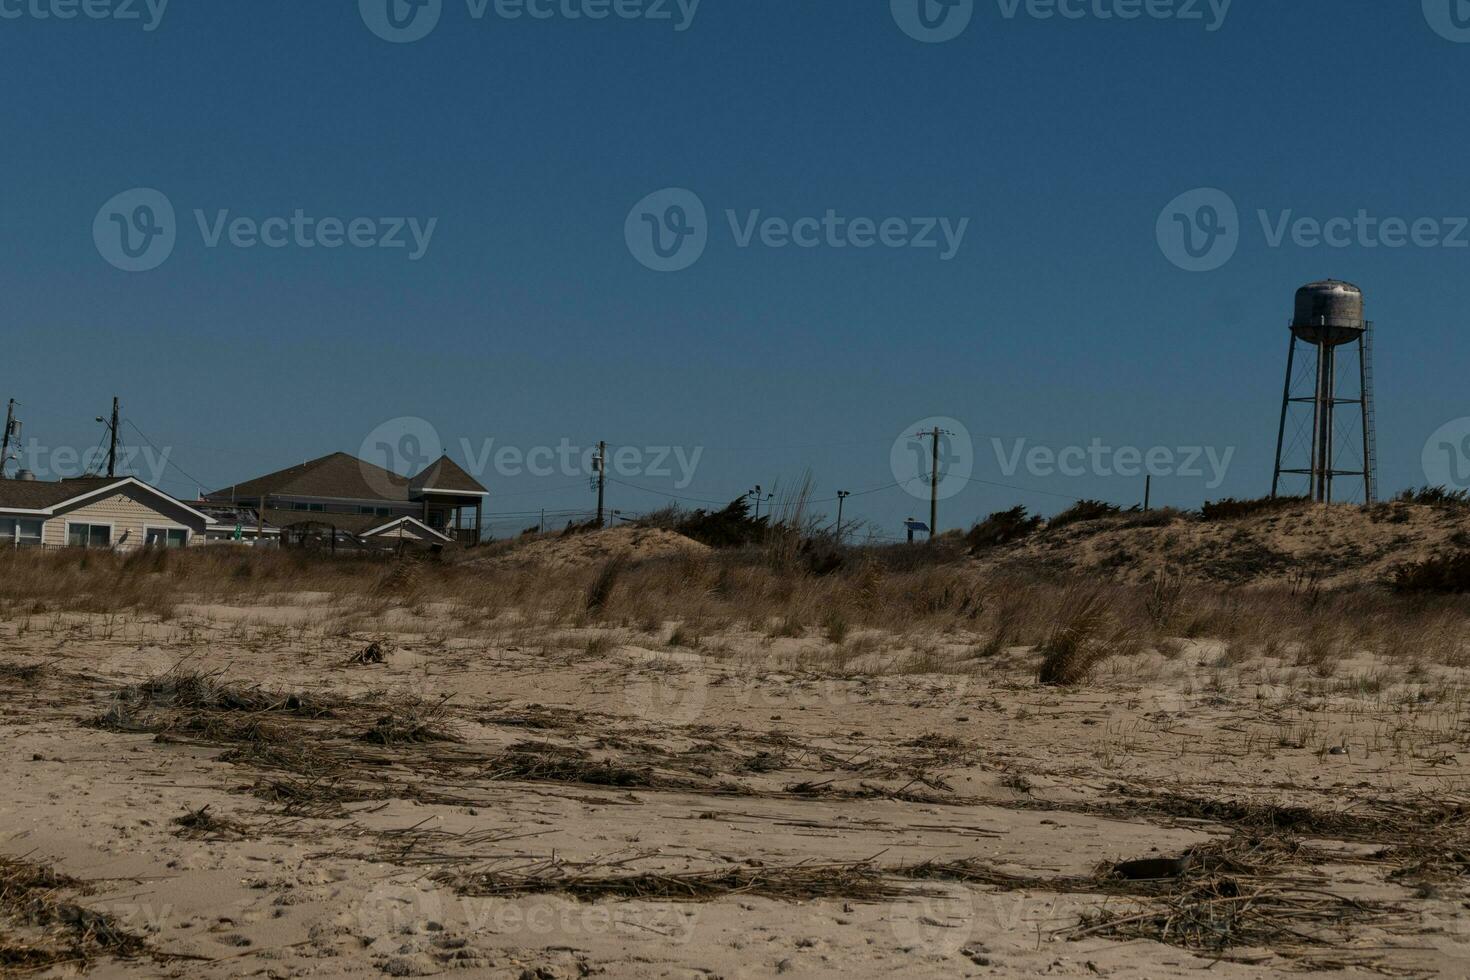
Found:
1271,280 -> 1378,504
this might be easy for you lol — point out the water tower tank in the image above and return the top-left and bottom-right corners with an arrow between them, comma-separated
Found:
1291,279 -> 1365,347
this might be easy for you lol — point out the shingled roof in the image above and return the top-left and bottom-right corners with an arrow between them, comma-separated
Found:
409,455 -> 488,495
0,477 -> 122,511
0,477 -> 215,524
206,453 -> 413,504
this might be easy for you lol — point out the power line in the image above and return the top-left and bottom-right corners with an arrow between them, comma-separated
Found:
123,419 -> 213,495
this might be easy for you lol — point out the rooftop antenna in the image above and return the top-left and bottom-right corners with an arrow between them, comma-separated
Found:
1271,281 -> 1378,504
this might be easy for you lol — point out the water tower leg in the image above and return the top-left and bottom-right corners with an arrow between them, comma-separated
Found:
1358,332 -> 1375,505
1317,343 -> 1328,502
1272,336 -> 1296,499
1316,345 -> 1337,504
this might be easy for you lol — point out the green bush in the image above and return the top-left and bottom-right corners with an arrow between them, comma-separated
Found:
965,506 -> 1043,551
1396,486 -> 1470,507
1200,496 -> 1305,521
1047,500 -> 1121,532
1390,551 -> 1470,594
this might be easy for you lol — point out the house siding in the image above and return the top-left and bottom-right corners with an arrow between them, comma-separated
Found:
43,486 -> 208,550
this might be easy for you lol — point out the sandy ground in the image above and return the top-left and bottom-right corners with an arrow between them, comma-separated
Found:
2,600 -> 1468,979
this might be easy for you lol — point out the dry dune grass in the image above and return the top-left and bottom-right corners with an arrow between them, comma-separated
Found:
2,520 -> 1470,686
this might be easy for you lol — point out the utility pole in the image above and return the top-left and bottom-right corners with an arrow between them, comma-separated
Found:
748,485 -> 773,522
108,397 -> 119,478
0,400 -> 17,479
595,441 -> 606,527
915,426 -> 952,541
1144,475 -> 1152,512
835,490 -> 850,544
95,398 -> 120,478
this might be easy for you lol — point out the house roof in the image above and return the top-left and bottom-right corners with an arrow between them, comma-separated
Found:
361,516 -> 453,542
0,477 -> 216,524
206,453 -> 412,504
261,510 -> 452,544
409,455 -> 488,495
0,477 -> 121,511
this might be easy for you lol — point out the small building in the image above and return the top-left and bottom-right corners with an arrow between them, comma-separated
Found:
203,452 -> 487,549
0,476 -> 216,550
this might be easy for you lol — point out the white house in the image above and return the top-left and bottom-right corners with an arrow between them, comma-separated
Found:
0,476 -> 216,550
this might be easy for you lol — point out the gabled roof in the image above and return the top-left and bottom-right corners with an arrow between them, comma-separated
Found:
0,477 -> 120,511
206,453 -> 412,504
409,455 -> 488,495
361,516 -> 453,543
0,477 -> 217,524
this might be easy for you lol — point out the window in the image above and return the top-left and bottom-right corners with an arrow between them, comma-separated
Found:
145,528 -> 189,549
67,523 -> 112,549
0,519 -> 43,547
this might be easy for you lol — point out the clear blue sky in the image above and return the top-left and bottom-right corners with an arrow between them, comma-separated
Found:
3,1 -> 1466,539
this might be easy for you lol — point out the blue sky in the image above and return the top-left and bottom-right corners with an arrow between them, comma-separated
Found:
3,1 -> 1468,539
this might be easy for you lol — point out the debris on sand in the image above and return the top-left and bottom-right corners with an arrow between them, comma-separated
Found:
0,856 -> 152,972
446,858 -> 906,903
347,641 -> 387,666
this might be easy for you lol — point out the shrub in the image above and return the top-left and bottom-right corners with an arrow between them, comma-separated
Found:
662,499 -> 768,550
585,553 -> 628,612
1201,495 -> 1306,521
1396,486 -> 1470,507
1037,587 -> 1117,686
1391,551 -> 1470,594
965,506 -> 1043,551
1047,500 -> 1121,532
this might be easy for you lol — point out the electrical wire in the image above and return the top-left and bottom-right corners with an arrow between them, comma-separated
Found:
123,420 -> 213,495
